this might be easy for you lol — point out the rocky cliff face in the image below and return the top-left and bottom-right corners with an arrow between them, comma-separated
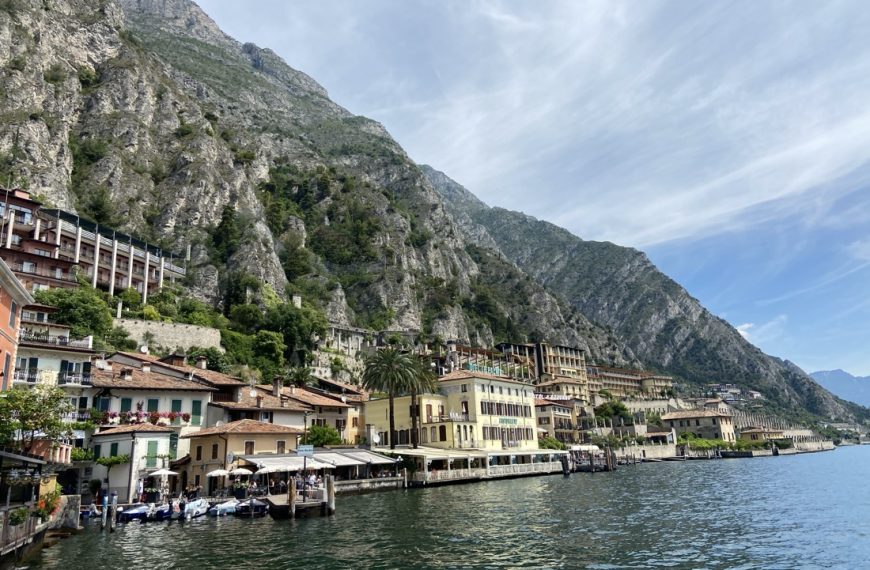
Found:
0,0 -> 631,366
422,165 -> 868,422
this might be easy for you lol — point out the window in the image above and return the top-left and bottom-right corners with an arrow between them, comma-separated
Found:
3,354 -> 9,385
194,475 -> 200,487
146,441 -> 158,467
110,442 -> 118,457
93,444 -> 101,460
169,433 -> 178,459
336,419 -> 346,431
191,400 -> 202,426
439,425 -> 447,441
430,426 -> 436,442
461,384 -> 467,393
120,398 -> 132,413
94,397 -> 110,412
212,444 -> 219,460
351,417 -> 359,428
195,446 -> 202,461
276,441 -> 285,454
171,399 -> 182,423
244,441 -> 254,455
147,398 -> 159,413
8,300 -> 17,328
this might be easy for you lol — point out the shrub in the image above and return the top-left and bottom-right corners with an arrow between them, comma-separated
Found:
174,122 -> 195,138
71,447 -> 94,462
142,305 -> 160,321
8,507 -> 28,526
78,66 -> 99,88
8,56 -> 25,72
43,63 -> 66,84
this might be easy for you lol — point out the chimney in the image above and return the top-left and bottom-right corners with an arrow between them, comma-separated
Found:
121,368 -> 133,381
256,395 -> 263,409
196,355 -> 208,370
272,375 -> 283,397
290,385 -> 296,396
141,363 -> 151,373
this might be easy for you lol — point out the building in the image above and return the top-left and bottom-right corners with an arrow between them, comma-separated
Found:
280,384 -> 362,444
89,423 -> 176,503
0,187 -> 185,298
207,383 -> 312,428
661,409 -> 736,442
739,426 -> 786,442
535,399 -> 575,444
178,419 -> 303,495
535,377 -> 590,405
364,370 -> 539,452
536,342 -> 588,382
12,304 -> 95,401
0,257 -> 33,390
587,366 -> 674,401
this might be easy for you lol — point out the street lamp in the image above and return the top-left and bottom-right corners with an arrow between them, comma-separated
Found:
395,455 -> 403,478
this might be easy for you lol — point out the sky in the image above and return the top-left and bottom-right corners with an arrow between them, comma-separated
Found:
197,0 -> 870,376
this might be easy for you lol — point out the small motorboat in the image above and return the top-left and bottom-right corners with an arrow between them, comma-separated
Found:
184,498 -> 210,520
147,503 -> 173,521
235,498 -> 269,517
117,503 -> 149,523
208,498 -> 239,517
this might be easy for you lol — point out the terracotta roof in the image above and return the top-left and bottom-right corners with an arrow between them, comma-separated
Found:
315,376 -> 367,396
93,423 -> 174,436
91,366 -> 215,392
209,387 -> 311,413
535,398 -> 571,409
536,378 -> 583,387
111,352 -> 246,387
661,409 -> 732,420
181,419 -> 304,438
282,386 -> 350,408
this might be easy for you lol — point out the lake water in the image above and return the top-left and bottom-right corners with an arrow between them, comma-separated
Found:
28,445 -> 870,569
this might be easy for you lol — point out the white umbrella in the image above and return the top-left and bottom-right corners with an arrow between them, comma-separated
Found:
254,466 -> 284,475
230,467 -> 253,476
150,468 -> 178,476
206,469 -> 230,477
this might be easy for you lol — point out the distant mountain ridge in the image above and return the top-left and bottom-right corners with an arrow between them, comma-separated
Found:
810,370 -> 870,408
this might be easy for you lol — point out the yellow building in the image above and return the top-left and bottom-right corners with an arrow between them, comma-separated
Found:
535,399 -> 575,444
364,370 -> 539,451
739,426 -> 785,442
178,419 -> 303,495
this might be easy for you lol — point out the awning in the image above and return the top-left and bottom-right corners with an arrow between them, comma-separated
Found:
243,455 -> 334,471
374,447 -> 448,460
313,452 -> 365,467
337,450 -> 398,465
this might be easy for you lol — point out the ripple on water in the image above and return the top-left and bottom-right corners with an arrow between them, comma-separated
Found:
28,446 -> 870,569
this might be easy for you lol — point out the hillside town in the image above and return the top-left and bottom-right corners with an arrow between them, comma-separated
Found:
0,187 -> 857,561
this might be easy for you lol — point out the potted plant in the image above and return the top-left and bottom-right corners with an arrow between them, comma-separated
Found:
232,479 -> 249,499
8,507 -> 28,526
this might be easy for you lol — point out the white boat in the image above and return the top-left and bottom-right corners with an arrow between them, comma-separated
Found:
208,498 -> 239,517
184,498 -> 210,520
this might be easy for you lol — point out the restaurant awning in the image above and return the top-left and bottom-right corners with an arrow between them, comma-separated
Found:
241,455 -> 334,471
337,450 -> 398,465
313,452 -> 366,467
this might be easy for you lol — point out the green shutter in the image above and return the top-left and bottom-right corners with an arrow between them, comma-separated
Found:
169,433 -> 179,459
171,399 -> 182,425
191,400 -> 202,426
110,442 -> 118,457
146,441 -> 158,468
93,444 -> 101,460
120,398 -> 132,413
147,398 -> 159,412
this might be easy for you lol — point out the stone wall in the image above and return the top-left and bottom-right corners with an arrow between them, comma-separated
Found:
48,495 -> 81,530
614,443 -> 677,460
795,440 -> 835,452
113,318 -> 223,352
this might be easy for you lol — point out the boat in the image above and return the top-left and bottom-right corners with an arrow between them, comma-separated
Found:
183,498 -> 210,520
235,498 -> 269,517
116,503 -> 149,523
208,498 -> 239,517
147,503 -> 174,521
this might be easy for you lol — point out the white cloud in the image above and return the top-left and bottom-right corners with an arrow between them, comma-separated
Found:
847,238 -> 870,261
736,323 -> 754,340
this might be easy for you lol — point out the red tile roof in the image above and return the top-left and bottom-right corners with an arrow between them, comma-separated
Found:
282,386 -> 350,408
111,352 -> 245,387
181,419 -> 304,438
439,370 -> 530,385
91,365 -> 215,392
209,386 -> 311,413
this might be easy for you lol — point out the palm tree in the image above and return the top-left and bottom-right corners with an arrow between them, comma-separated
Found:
361,348 -> 415,449
409,357 -> 438,449
288,366 -> 316,388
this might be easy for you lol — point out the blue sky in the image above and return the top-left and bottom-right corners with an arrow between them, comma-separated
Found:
197,0 -> 870,376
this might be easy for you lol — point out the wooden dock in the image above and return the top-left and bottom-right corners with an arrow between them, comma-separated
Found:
265,476 -> 336,519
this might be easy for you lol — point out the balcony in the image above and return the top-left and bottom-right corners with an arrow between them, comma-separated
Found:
12,369 -> 38,384
9,263 -> 76,282
19,331 -> 92,349
58,373 -> 93,386
424,413 -> 470,423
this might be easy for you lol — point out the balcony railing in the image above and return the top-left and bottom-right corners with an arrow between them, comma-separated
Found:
9,264 -> 76,282
12,369 -> 38,383
61,411 -> 93,422
58,373 -> 93,386
424,413 -> 470,423
487,462 -> 563,476
19,331 -> 92,348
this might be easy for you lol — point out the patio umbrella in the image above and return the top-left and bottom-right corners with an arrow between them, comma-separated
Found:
253,466 -> 283,474
150,469 -> 178,476
230,467 -> 253,476
206,469 -> 230,477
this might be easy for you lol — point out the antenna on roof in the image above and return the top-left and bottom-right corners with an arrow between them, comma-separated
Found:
215,421 -> 224,427
140,345 -> 149,354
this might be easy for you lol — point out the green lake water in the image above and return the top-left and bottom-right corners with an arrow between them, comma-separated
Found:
26,445 -> 870,569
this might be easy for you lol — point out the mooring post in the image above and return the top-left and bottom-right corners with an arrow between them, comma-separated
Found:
109,493 -> 117,532
100,492 -> 108,530
402,468 -> 408,489
289,477 -> 296,519
326,475 -> 335,516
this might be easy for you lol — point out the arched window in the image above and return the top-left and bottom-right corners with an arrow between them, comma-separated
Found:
431,426 -> 437,442
439,425 -> 447,441
421,428 -> 428,443
456,425 -> 462,442
463,425 -> 468,441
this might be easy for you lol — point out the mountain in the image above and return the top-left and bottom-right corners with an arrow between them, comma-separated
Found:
810,370 -> 870,408
422,166 -> 868,422
0,0 -> 863,422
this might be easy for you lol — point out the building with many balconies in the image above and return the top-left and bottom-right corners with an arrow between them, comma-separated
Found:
0,187 -> 185,299
0,257 -> 33,390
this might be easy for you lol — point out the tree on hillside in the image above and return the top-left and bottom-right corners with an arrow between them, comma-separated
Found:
252,330 -> 285,381
0,386 -> 73,452
594,400 -> 633,423
33,286 -> 112,339
264,302 -> 327,365
361,348 -> 416,450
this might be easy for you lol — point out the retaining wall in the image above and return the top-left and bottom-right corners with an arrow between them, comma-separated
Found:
113,318 -> 222,352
